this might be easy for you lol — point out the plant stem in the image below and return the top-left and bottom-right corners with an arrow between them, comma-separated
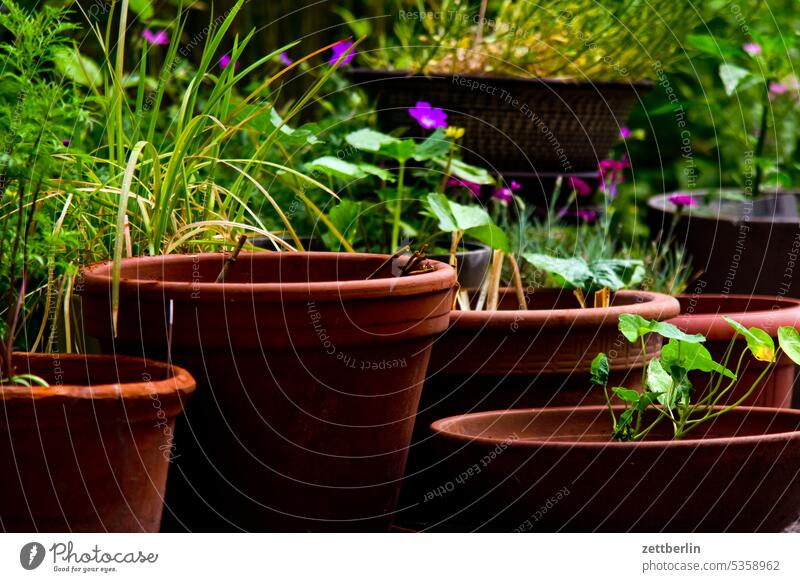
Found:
391,160 -> 406,251
752,88 -> 770,200
507,254 -> 526,310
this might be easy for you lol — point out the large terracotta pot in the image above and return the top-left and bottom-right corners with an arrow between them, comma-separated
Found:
669,293 -> 800,408
0,353 -> 194,532
396,289 -> 679,528
78,252 -> 455,532
427,406 -> 800,532
647,190 -> 800,298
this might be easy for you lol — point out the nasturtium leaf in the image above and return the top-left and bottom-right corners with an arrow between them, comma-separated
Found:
413,128 -> 450,161
464,223 -> 509,252
777,326 -> 800,366
660,339 -> 736,379
269,109 -> 321,145
345,128 -> 398,152
719,63 -> 751,96
380,139 -> 416,162
590,353 -> 609,386
522,254 -> 592,290
53,47 -> 102,88
441,158 -> 494,185
358,163 -> 394,182
724,317 -> 776,362
590,259 -> 645,292
647,359 -> 675,407
650,321 -> 705,344
618,313 -> 650,342
306,156 -> 365,180
426,193 -> 493,233
612,387 -> 641,404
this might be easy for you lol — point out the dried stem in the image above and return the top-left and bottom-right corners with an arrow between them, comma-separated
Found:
215,234 -> 248,283
507,254 -> 527,310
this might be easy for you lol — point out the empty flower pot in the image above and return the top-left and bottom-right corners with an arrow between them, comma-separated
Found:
78,252 -> 455,531
0,353 -> 195,532
427,406 -> 800,532
669,293 -> 800,408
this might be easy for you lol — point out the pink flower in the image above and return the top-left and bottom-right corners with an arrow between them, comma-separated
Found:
329,40 -> 355,67
218,54 -> 239,70
142,29 -> 170,46
769,82 -> 788,95
668,193 -> 697,207
576,209 -> 598,223
567,176 -> 592,196
492,180 -> 521,203
409,101 -> 448,130
598,155 -> 629,198
448,178 -> 482,198
743,42 -> 761,56
279,52 -> 293,66
62,139 -> 70,146
619,127 -> 632,139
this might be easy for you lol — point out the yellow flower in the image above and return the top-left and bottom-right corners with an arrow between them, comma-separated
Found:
445,126 -> 465,139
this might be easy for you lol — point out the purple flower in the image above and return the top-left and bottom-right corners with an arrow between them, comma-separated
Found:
668,193 -> 697,207
567,176 -> 592,196
576,209 -> 598,223
492,180 -> 521,203
142,29 -> 170,46
769,82 -> 788,95
409,101 -> 448,130
743,42 -> 761,56
448,178 -> 482,198
329,40 -> 355,67
62,139 -> 70,146
619,126 -> 632,139
218,54 -> 239,70
279,52 -> 293,66
598,155 -> 629,198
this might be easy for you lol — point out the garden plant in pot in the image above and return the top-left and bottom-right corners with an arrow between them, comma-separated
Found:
0,2 -> 195,533
346,0 -> 695,174
427,314 -> 800,532
70,2 -> 457,532
647,18 -> 800,297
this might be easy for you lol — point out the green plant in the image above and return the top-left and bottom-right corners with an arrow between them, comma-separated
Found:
346,0 -> 696,81
591,314 -> 800,441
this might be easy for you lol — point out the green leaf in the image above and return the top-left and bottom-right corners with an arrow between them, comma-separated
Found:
345,128 -> 398,152
522,254 -> 592,289
686,34 -> 743,59
778,326 -> 800,366
650,321 -> 705,344
660,339 -> 736,379
724,317 -> 776,362
590,259 -> 645,292
380,139 -> 416,162
719,63 -> 751,96
53,47 -> 102,88
426,193 -> 492,231
413,128 -> 450,161
618,313 -> 650,342
465,223 -> 509,252
129,0 -> 155,20
306,156 -> 365,180
269,109 -> 321,145
358,163 -> 394,182
441,159 -> 494,185
590,353 -> 609,386
612,386 -> 641,404
647,359 -> 675,407
426,193 -> 458,231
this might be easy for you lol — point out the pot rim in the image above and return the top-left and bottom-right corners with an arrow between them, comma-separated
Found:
648,190 -> 800,225
79,252 -> 456,301
431,405 -> 800,448
671,293 -> 800,336
449,289 -> 680,328
0,352 -> 195,402
348,67 -> 655,90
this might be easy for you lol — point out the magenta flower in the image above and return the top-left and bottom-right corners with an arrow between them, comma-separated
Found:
769,82 -> 788,95
619,127 -> 632,139
329,40 -> 355,67
218,54 -> 239,70
598,155 -> 629,198
448,178 -> 482,198
743,42 -> 761,56
62,139 -> 70,146
576,209 -> 598,223
668,193 -> 697,207
409,101 -> 448,130
567,176 -> 592,196
279,52 -> 293,66
492,180 -> 521,203
142,29 -> 170,46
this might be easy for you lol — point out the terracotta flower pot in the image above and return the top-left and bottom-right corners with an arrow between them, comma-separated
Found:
647,190 -> 800,298
669,293 -> 800,408
78,252 -> 455,531
396,288 -> 679,528
428,242 -> 492,289
350,69 -> 650,174
427,406 -> 800,532
0,353 -> 195,532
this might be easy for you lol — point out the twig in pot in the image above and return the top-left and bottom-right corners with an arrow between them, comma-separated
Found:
215,234 -> 248,283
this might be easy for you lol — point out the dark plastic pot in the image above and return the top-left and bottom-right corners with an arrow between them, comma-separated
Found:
78,252 -> 455,532
669,294 -> 800,408
647,191 -> 800,298
349,69 -> 650,174
427,406 -> 800,532
428,243 -> 492,289
0,353 -> 195,532
396,288 -> 679,528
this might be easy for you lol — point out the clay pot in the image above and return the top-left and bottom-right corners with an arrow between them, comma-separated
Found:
78,252 -> 455,531
428,243 -> 492,289
669,294 -> 800,408
0,353 -> 195,532
428,406 -> 800,532
647,191 -> 800,298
